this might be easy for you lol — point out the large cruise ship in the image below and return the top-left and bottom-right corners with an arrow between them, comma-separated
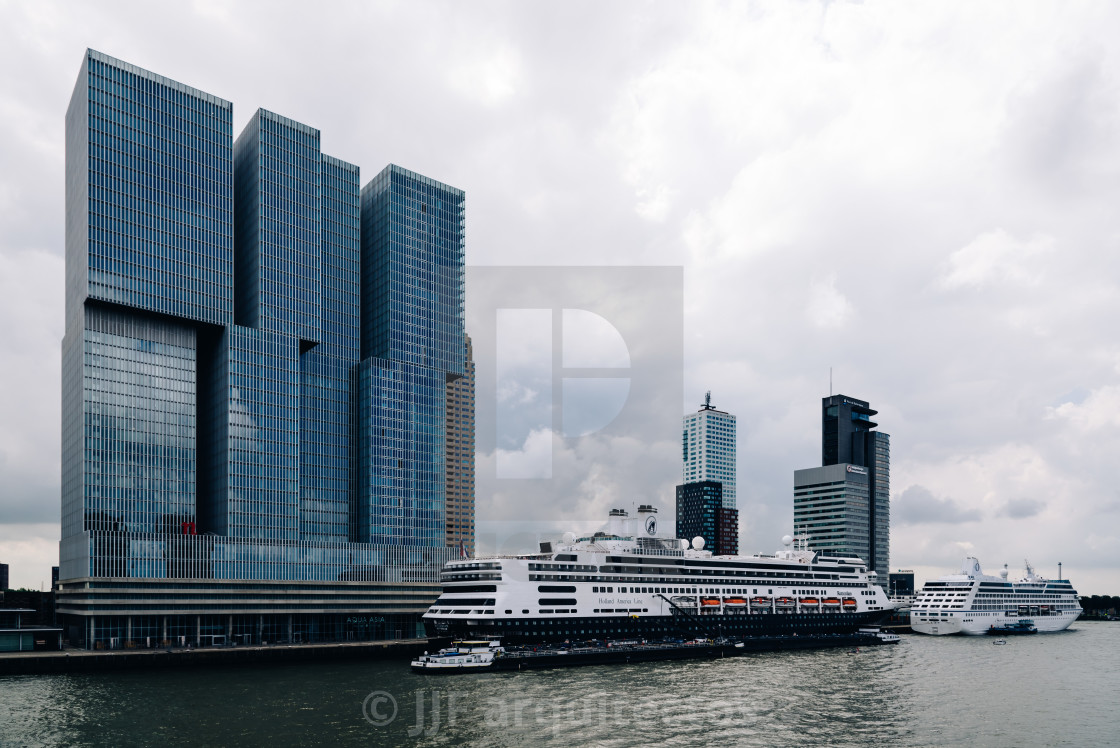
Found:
910,557 -> 1082,635
423,505 -> 895,643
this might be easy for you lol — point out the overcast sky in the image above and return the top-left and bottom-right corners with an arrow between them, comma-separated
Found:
1,1 -> 1118,594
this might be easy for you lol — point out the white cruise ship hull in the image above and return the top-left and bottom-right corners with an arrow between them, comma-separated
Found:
909,556 -> 1082,636
911,610 -> 1079,636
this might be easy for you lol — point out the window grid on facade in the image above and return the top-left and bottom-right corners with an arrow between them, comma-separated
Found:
60,50 -> 470,646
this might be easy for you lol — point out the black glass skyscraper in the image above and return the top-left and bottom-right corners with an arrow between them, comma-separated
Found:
675,481 -> 738,556
59,50 -> 466,648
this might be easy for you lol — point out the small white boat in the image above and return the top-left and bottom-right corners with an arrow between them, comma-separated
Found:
411,640 -> 502,673
993,639 -> 1007,645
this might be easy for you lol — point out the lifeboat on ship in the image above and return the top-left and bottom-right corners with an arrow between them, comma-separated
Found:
722,597 -> 747,608
799,597 -> 820,608
775,597 -> 796,609
700,598 -> 721,608
750,597 -> 772,609
822,598 -> 842,608
842,598 -> 857,609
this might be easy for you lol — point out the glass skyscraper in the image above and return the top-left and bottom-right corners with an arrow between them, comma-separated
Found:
58,50 -> 465,647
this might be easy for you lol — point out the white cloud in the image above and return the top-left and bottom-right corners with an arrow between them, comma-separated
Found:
1047,384 -> 1120,431
939,228 -> 1055,290
805,275 -> 854,330
447,42 -> 523,106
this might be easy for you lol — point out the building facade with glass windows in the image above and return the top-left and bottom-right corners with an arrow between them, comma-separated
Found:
58,50 -> 465,648
445,334 -> 475,556
793,464 -> 871,563
681,392 -> 737,510
792,394 -> 890,582
675,480 -> 739,556
819,395 -> 889,580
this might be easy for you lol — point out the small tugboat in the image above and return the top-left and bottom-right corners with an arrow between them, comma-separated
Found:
411,640 -> 503,673
987,619 -> 1037,635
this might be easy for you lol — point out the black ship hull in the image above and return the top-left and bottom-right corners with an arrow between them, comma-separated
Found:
426,609 -> 893,645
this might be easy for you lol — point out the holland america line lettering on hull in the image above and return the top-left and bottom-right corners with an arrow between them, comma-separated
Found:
422,505 -> 896,644
910,557 -> 1082,636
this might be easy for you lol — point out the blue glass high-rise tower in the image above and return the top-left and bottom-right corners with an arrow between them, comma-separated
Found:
59,50 -> 465,647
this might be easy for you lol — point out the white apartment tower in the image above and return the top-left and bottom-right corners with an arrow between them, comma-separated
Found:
682,392 -> 737,509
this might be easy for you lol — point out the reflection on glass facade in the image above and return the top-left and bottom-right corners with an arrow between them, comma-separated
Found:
74,50 -> 234,329
355,359 -> 447,547
77,305 -> 198,537
298,155 -> 361,542
60,50 -> 465,646
360,165 -> 465,376
234,110 -> 321,340
213,327 -> 301,540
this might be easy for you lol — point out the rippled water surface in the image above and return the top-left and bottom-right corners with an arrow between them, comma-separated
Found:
2,623 -> 1118,747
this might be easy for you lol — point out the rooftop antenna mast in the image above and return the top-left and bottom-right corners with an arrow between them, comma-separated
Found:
702,391 -> 714,411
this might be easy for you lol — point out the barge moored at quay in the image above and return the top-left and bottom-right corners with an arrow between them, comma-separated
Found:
412,630 -> 899,674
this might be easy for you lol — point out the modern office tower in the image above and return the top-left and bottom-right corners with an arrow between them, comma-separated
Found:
682,392 -> 737,509
58,50 -> 464,648
445,335 -> 475,557
793,464 -> 871,563
675,481 -> 738,556
818,395 -> 890,579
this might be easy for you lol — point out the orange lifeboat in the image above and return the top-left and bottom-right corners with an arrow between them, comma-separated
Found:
822,598 -> 841,607
700,598 -> 721,607
842,598 -> 857,608
799,597 -> 820,607
723,597 -> 747,607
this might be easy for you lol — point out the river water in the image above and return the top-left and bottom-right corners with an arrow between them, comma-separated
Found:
2,622 -> 1117,747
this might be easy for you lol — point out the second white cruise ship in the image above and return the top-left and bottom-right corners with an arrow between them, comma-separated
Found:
423,505 -> 895,643
910,557 -> 1082,635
